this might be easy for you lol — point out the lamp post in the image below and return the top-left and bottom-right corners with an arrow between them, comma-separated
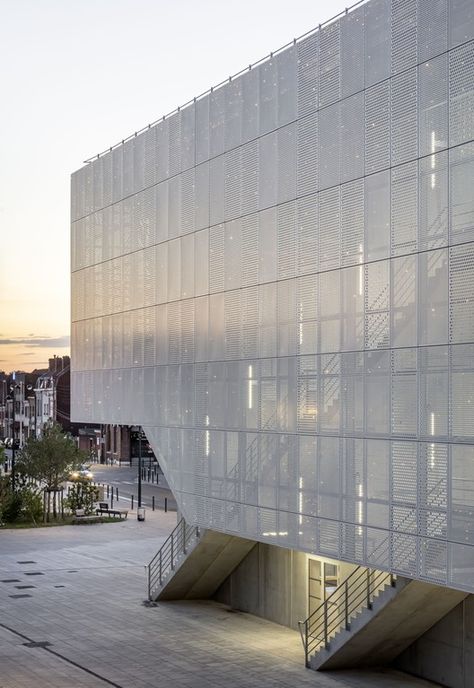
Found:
11,428 -> 16,491
138,430 -> 142,508
8,383 -> 20,491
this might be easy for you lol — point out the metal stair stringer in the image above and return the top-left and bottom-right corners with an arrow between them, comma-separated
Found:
146,517 -> 256,602
303,571 -> 468,672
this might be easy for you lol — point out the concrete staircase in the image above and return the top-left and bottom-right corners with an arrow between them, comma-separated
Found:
300,566 -> 468,671
147,518 -> 255,601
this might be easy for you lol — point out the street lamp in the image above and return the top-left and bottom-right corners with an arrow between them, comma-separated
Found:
138,430 -> 142,508
8,384 -> 19,491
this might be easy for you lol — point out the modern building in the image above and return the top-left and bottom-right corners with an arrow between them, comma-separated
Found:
71,0 -> 474,683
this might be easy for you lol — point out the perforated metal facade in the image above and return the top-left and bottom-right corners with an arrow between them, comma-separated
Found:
71,0 -> 474,592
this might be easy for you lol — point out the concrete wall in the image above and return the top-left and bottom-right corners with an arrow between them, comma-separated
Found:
214,542 -> 354,631
394,595 -> 474,688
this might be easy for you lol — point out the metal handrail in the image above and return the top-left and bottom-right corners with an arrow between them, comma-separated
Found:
299,565 -> 395,666
83,0 -> 369,164
146,517 -> 201,599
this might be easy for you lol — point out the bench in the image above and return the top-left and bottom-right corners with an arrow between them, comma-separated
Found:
95,502 -> 128,520
72,508 -> 103,524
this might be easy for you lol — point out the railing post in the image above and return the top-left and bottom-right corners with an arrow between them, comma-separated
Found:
171,534 -> 174,570
147,564 -> 151,600
182,519 -> 186,554
159,549 -> 162,585
367,568 -> 372,609
305,619 -> 309,668
345,580 -> 349,630
324,602 -> 328,649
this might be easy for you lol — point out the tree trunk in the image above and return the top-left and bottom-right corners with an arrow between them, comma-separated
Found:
53,489 -> 57,519
43,489 -> 47,524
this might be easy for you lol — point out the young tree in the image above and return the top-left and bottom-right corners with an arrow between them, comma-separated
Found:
0,444 -> 5,472
16,423 -> 86,520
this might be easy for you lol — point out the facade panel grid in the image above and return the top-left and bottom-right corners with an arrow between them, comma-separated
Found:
72,0 -> 474,593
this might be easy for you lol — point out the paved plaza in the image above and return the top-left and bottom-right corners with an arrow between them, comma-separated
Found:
0,511 -> 438,688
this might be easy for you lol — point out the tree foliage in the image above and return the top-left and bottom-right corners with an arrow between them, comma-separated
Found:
65,481 -> 99,515
0,475 -> 43,525
16,422 -> 86,491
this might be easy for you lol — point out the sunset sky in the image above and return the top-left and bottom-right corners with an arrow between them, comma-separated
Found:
0,0 -> 348,373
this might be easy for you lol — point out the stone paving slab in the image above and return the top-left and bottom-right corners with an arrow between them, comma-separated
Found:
0,513 -> 439,688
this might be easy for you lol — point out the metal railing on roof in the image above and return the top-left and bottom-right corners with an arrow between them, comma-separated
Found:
83,0 -> 368,164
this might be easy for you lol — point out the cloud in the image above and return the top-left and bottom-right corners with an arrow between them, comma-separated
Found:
0,335 -> 70,348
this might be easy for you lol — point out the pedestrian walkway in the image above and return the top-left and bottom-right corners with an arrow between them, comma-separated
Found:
0,513 -> 438,688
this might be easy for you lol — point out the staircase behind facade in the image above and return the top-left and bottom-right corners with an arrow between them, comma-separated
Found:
299,566 -> 399,669
147,518 -> 202,600
146,516 -> 255,602
298,564 -> 467,671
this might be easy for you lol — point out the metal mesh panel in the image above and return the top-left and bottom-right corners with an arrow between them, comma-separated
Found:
297,32 -> 319,118
277,202 -> 296,280
297,112 -> 318,197
340,5 -> 364,99
340,92 -> 364,184
365,81 -> 390,174
390,0 -> 417,75
297,195 -> 319,277
224,148 -> 241,221
195,94 -> 210,164
449,243 -> 474,343
209,225 -> 224,293
319,102 -> 340,189
365,0 -> 391,87
391,68 -> 418,166
224,291 -> 241,360
391,349 -> 418,437
449,42 -> 474,148
319,19 -> 340,108
391,162 -> 418,256
277,124 -> 296,204
341,180 -> 364,268
259,59 -> 277,135
319,187 -> 340,271
133,133 -> 145,195
450,143 -> 474,246
225,79 -> 242,152
420,151 -> 448,251
241,141 -> 259,216
451,345 -> 474,439
241,214 -> 259,288
210,88 -> 225,158
365,261 -> 390,349
449,0 -> 474,48
418,0 -> 447,62
242,67 -> 259,143
297,277 -> 318,356
241,289 -> 258,359
392,254 -> 416,347
277,46 -> 297,127
419,54 -> 448,158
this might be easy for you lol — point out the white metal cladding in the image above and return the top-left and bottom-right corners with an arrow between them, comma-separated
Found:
71,0 -> 474,592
